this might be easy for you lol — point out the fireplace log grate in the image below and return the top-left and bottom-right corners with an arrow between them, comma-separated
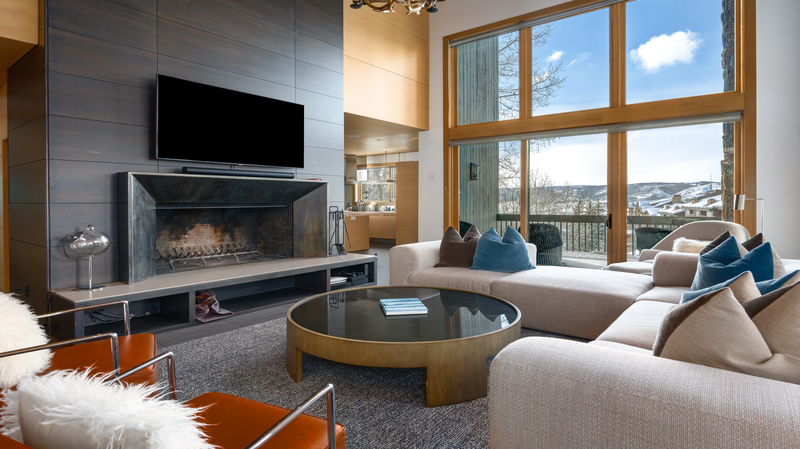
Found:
157,243 -> 266,271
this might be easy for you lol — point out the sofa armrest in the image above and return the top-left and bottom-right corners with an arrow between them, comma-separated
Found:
525,243 -> 537,266
389,241 -> 442,285
651,251 -> 698,287
637,248 -> 664,261
490,337 -> 800,449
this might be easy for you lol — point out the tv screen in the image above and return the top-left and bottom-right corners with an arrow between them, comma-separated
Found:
156,75 -> 304,169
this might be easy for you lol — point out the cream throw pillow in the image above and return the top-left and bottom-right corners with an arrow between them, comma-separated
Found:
672,237 -> 712,254
2,370 -> 213,449
0,293 -> 52,389
654,283 -> 800,384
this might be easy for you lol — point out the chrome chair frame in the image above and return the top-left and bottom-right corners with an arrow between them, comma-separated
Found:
117,352 -> 338,449
0,300 -> 177,399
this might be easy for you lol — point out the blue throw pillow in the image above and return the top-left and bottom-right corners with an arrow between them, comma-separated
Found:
755,270 -> 800,295
690,236 -> 774,290
471,226 -> 535,273
681,272 -> 750,304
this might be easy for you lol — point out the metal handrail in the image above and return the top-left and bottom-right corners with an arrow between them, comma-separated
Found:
245,383 -> 337,449
114,351 -> 177,400
0,332 -> 120,373
39,300 -> 131,336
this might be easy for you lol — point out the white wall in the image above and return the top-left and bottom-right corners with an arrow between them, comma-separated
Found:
420,0 -> 800,257
757,0 -> 800,258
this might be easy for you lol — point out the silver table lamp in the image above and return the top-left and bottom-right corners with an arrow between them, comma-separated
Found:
64,225 -> 111,291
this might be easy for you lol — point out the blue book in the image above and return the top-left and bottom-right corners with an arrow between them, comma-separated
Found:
379,297 -> 427,316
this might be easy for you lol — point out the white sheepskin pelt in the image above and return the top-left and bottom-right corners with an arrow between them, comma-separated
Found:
0,293 -> 52,389
672,237 -> 712,254
9,370 -> 214,449
0,387 -> 22,441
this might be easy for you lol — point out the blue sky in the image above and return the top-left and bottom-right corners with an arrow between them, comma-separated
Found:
526,0 -> 731,186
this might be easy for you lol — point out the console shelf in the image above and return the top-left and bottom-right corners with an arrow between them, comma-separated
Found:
49,254 -> 377,340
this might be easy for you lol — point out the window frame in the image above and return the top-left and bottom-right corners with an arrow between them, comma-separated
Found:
442,0 -> 755,263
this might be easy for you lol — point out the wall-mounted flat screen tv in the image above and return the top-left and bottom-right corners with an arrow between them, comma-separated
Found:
157,75 -> 304,169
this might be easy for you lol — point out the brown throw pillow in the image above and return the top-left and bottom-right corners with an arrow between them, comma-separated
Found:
654,283 -> 800,384
435,225 -> 481,268
698,231 -> 731,256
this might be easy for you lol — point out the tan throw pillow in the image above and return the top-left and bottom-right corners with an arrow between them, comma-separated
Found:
654,284 -> 800,384
741,233 -> 786,278
435,225 -> 481,268
672,237 -> 712,254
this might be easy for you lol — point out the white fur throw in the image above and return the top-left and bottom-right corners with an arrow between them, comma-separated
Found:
672,237 -> 712,254
0,293 -> 52,389
2,370 -> 213,449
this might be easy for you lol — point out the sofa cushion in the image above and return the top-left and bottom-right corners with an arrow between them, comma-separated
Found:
434,226 -> 480,268
588,340 -> 653,355
635,286 -> 686,304
490,267 -> 653,340
471,227 -> 535,273
595,300 -> 676,350
407,267 -> 510,295
654,284 -> 800,384
605,261 -> 653,275
691,236 -> 773,290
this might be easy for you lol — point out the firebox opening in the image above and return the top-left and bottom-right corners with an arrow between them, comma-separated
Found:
155,207 -> 293,274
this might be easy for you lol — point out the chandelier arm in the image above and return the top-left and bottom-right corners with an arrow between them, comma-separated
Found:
360,0 -> 397,12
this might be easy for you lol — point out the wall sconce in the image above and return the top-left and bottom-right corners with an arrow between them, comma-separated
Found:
734,194 -> 765,234
469,163 -> 479,181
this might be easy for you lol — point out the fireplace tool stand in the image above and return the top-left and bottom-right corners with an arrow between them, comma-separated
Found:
328,206 -> 350,256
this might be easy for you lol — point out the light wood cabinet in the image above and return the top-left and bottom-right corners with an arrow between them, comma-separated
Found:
344,214 -> 369,251
365,213 -> 396,240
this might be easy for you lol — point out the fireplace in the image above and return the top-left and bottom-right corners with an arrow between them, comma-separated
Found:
119,172 -> 327,283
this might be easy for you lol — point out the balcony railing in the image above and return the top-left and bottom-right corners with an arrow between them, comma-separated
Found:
495,214 -> 717,254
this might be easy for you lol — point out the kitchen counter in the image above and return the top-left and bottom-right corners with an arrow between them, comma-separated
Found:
345,211 -> 395,215
344,211 -> 396,242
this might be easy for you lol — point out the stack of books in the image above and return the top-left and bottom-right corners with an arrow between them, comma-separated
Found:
379,298 -> 428,316
330,276 -> 349,289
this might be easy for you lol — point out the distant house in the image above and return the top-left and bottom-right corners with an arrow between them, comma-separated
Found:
655,188 -> 723,219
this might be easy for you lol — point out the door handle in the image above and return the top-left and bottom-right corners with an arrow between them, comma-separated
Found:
606,214 -> 612,230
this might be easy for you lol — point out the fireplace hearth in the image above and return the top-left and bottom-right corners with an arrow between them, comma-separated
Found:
119,172 -> 327,283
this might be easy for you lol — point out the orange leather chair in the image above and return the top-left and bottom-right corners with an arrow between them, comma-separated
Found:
0,352 -> 345,449
0,300 -> 175,397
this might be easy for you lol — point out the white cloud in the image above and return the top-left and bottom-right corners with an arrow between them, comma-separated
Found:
547,50 -> 564,62
629,30 -> 702,73
568,51 -> 591,66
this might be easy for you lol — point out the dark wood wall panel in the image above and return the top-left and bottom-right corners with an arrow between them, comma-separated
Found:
304,119 -> 345,151
49,160 -> 157,204
48,28 -> 157,88
156,55 -> 296,103
8,204 -> 46,246
159,0 -> 295,58
49,117 -> 153,164
157,19 -> 296,87
49,73 -> 152,126
49,0 -> 157,52
296,62 -> 344,99
8,0 -> 345,293
9,161 -> 47,204
295,4 -> 343,48
8,116 -> 46,167
296,33 -> 344,74
10,241 -> 47,289
296,90 -> 344,125
7,46 -> 45,95
49,204 -> 119,246
213,0 -> 295,27
10,276 -> 48,315
107,0 -> 157,16
8,72 -> 45,131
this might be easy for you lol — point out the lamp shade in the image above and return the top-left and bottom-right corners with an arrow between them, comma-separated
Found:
67,225 -> 110,258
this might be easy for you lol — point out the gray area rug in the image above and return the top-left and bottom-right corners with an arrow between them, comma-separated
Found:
163,318 -> 585,449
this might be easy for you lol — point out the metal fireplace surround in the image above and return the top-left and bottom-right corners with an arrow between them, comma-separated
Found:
119,172 -> 327,283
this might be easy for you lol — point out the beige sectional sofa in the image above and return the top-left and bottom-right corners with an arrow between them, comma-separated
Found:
389,242 -> 800,448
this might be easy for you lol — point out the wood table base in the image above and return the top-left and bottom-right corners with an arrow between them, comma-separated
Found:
286,312 -> 520,407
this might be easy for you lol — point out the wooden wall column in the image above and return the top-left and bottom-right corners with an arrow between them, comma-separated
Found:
606,2 -> 627,263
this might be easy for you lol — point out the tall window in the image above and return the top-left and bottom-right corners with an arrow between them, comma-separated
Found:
445,0 -> 753,266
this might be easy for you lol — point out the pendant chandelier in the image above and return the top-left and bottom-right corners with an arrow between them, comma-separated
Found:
349,0 -> 443,15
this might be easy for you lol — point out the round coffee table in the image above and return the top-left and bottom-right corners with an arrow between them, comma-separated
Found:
286,286 -> 521,407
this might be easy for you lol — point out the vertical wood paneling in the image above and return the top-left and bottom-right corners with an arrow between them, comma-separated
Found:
396,161 -> 419,245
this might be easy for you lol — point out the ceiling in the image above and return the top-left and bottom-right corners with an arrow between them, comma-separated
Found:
344,113 -> 423,157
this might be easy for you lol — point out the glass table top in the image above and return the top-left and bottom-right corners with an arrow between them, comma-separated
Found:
289,286 -> 519,343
